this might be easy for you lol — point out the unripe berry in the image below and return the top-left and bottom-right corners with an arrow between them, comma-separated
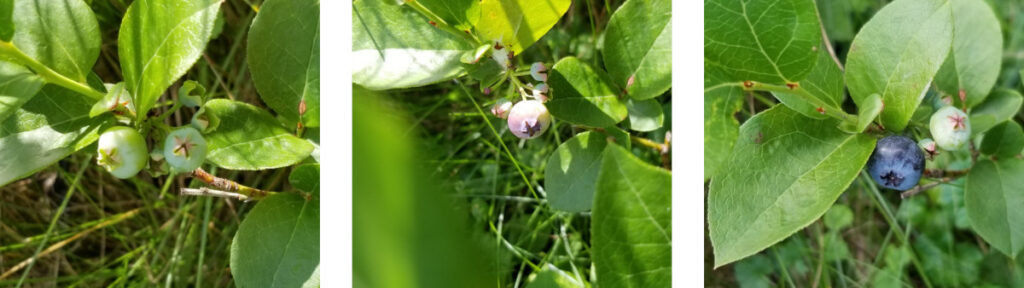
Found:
164,127 -> 207,172
507,100 -> 551,139
530,62 -> 547,82
533,83 -> 549,102
918,138 -> 938,159
96,126 -> 148,179
491,98 -> 512,119
491,41 -> 509,70
929,106 -> 971,151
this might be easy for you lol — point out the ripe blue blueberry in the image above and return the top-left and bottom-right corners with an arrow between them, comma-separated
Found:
867,135 -> 925,191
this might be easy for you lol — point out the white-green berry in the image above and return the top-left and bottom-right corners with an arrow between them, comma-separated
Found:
163,127 -> 207,172
929,106 -> 971,151
97,126 -> 148,179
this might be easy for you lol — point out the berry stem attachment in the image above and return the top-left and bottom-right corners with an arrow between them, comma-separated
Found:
0,41 -> 105,100
190,168 -> 275,200
900,177 -> 959,199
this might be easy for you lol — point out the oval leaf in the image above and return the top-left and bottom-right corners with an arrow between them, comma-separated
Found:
603,0 -> 671,100
248,0 -> 319,128
231,193 -> 319,288
289,163 -> 320,195
934,0 -> 1002,108
970,89 -> 1023,136
203,99 -> 314,170
626,98 -> 664,132
965,158 -> 1024,258
546,57 -> 627,127
0,85 -> 111,186
544,131 -> 607,213
845,0 -> 953,132
592,143 -> 671,287
708,105 -> 876,267
352,0 -> 472,90
0,0 -> 11,41
119,0 -> 220,119
12,0 -> 100,83
0,63 -> 44,123
475,0 -> 571,54
704,84 -> 744,180
980,121 -> 1024,158
704,0 -> 822,84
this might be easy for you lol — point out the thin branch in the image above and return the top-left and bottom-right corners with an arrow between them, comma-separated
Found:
901,177 -> 958,199
181,187 -> 250,201
190,168 -> 274,200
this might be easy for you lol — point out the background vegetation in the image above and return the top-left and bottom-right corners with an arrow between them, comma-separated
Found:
705,0 -> 1024,287
0,0 -> 312,286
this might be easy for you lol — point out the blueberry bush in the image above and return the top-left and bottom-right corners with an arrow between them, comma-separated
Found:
0,0 -> 318,286
705,0 -> 1024,286
353,0 -> 671,287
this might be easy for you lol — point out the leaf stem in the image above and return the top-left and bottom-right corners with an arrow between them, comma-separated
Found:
746,81 -> 855,121
0,41 -> 105,100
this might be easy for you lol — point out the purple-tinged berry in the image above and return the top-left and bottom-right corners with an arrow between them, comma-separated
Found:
507,100 -> 551,139
530,62 -> 547,82
491,98 -> 512,119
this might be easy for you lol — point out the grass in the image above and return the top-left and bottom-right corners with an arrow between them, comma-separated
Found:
0,0 -> 305,286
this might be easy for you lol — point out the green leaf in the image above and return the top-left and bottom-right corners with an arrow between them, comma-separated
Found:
772,44 -> 844,120
980,121 -> 1024,158
12,0 -> 100,83
970,89 -> 1023,136
845,0 -> 953,132
0,63 -> 44,123
289,163 -> 320,194
544,131 -> 607,213
119,0 -> 220,120
475,0 -> 571,54
965,158 -> 1024,258
0,85 -> 112,186
592,143 -> 671,288
203,99 -> 314,170
934,0 -> 1002,108
525,264 -> 584,288
231,193 -> 319,288
248,0 -> 319,128
840,93 -> 884,133
418,0 -> 480,31
704,84 -> 744,181
88,82 -> 131,118
604,125 -> 631,150
352,0 -> 472,90
0,0 -> 12,42
708,105 -> 876,267
625,99 -> 664,132
603,0 -> 671,100
546,57 -> 627,127
704,0 -> 822,84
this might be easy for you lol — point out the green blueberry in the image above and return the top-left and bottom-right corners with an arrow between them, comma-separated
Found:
929,106 -> 971,151
96,126 -> 148,179
163,127 -> 207,172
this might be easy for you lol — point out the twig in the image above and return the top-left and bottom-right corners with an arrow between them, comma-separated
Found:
180,187 -> 250,201
900,177 -> 957,199
190,168 -> 274,200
